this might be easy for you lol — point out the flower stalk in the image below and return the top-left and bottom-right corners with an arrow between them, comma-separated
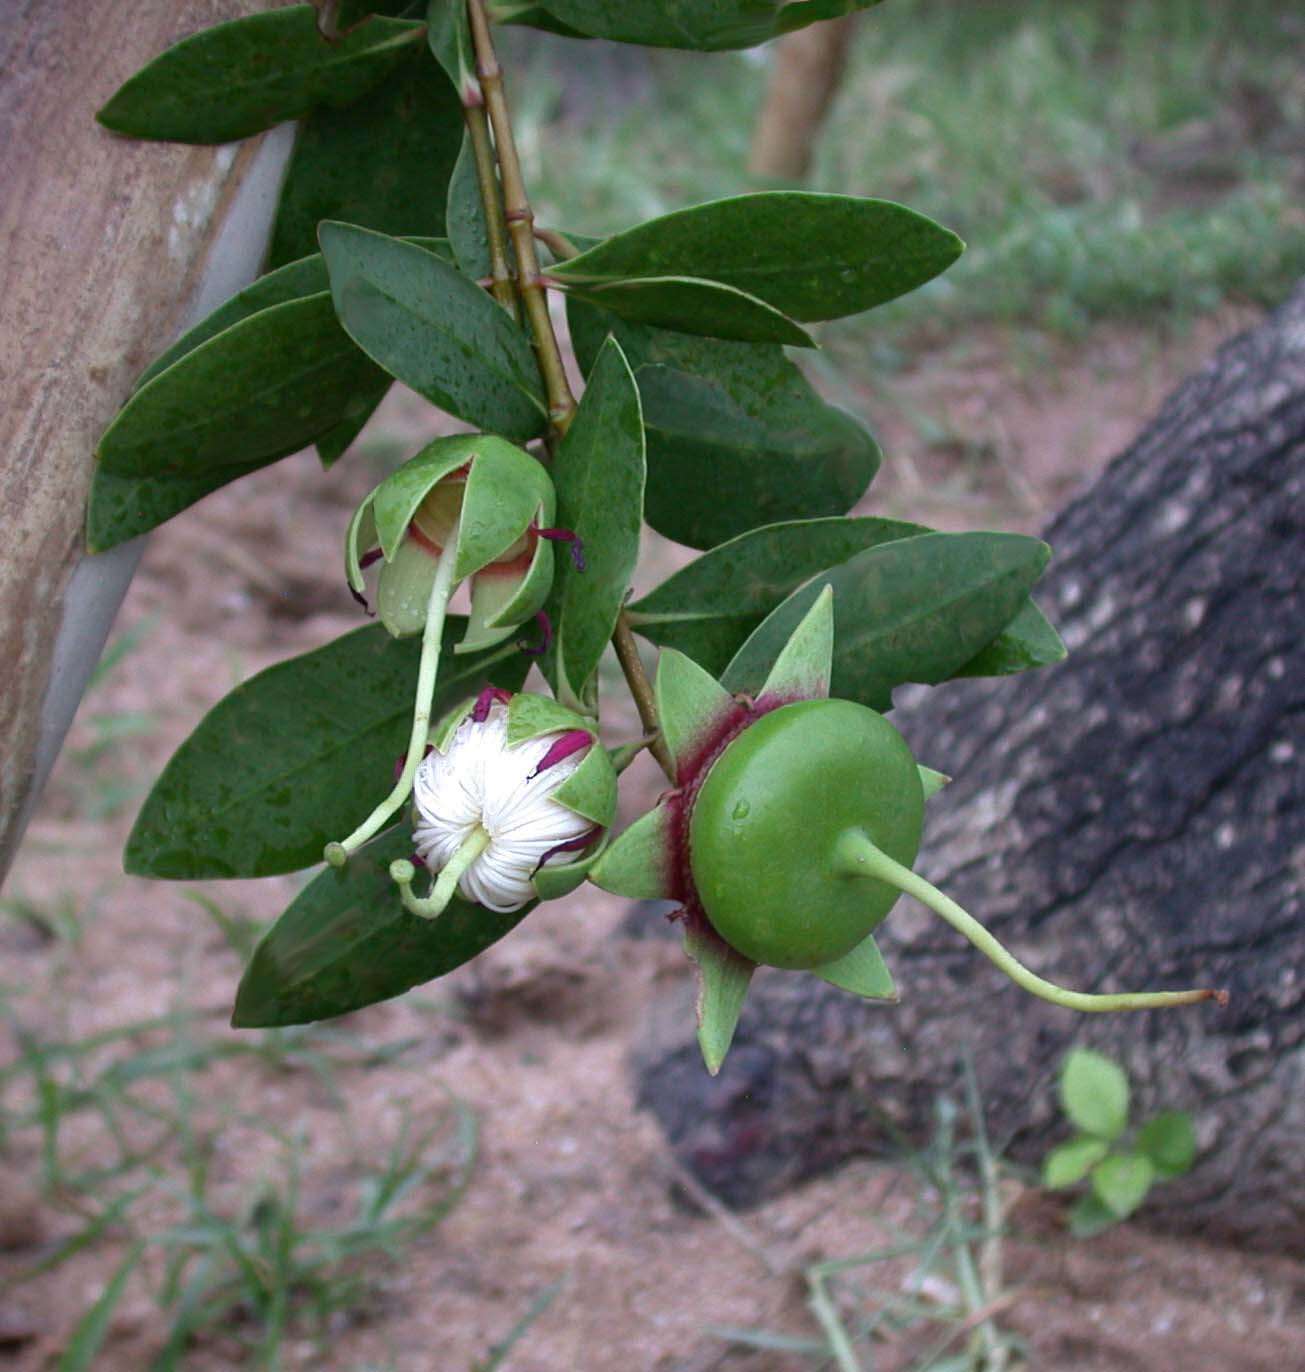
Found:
325,514 -> 462,866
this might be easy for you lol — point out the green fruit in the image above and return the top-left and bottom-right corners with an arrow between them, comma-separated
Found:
688,699 -> 924,969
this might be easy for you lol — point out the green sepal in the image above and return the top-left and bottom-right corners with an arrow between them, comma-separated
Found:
589,801 -> 674,900
552,744 -> 618,828
531,832 -> 610,902
564,276 -> 815,347
346,501 -> 379,595
456,539 -> 554,655
685,925 -> 755,1075
919,765 -> 950,799
376,535 -> 440,638
455,443 -> 553,580
809,934 -> 897,1001
370,436 -> 479,558
655,650 -> 735,784
758,584 -> 833,702
505,693 -> 595,747
231,823 -> 535,1028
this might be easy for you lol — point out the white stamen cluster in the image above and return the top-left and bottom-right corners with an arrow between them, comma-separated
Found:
412,703 -> 592,912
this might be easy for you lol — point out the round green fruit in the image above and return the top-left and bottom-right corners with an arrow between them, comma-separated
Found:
688,699 -> 924,969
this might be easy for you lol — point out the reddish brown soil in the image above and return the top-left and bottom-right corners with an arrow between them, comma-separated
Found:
3,311 -> 1302,1371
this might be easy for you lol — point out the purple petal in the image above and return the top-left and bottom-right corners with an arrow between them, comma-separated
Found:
531,826 -> 602,876
518,610 -> 553,657
528,730 -> 592,779
536,527 -> 586,572
472,686 -> 513,723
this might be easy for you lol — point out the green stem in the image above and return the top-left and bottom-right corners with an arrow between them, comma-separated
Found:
390,825 -> 491,919
463,100 -> 518,315
612,613 -> 675,781
833,830 -> 1227,1013
534,225 -> 579,262
324,527 -> 461,866
466,0 -> 577,435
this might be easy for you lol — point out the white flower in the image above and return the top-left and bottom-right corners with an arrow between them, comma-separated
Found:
411,702 -> 594,912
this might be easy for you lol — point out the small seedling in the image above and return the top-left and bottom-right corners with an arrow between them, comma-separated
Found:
1041,1048 -> 1196,1236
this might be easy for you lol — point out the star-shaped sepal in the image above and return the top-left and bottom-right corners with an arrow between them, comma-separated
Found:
591,589 -> 899,1073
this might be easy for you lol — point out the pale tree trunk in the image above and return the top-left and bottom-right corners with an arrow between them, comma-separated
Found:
749,17 -> 858,180
0,1 -> 291,884
631,286 -> 1305,1250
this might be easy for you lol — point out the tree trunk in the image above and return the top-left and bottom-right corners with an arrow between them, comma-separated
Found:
631,285 -> 1305,1250
748,18 -> 857,181
0,2 -> 289,885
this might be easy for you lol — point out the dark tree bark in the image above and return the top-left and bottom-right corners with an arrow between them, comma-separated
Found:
631,285 -> 1305,1250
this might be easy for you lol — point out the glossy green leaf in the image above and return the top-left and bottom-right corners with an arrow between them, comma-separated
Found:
955,598 -> 1066,678
267,48 -> 462,267
686,925 -> 754,1075
1091,1153 -> 1155,1220
552,193 -> 963,322
547,338 -> 645,702
98,292 -> 378,480
504,0 -> 884,50
1136,1111 -> 1197,1179
125,621 -> 527,880
319,222 -> 547,439
427,0 -> 478,99
565,277 -> 814,346
96,7 -> 425,144
627,516 -> 924,674
722,532 -> 1051,711
1041,1136 -> 1109,1189
1060,1048 -> 1130,1141
568,300 -> 880,549
137,239 -> 449,391
314,375 -> 392,467
87,456 -> 276,555
231,823 -> 535,1027
447,134 -> 492,280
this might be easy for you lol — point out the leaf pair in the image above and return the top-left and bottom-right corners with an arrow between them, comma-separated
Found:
568,299 -> 881,549
89,239 -> 450,552
629,517 -> 1064,709
554,193 -> 963,345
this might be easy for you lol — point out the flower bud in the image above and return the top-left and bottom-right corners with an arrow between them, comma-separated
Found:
346,433 -> 561,650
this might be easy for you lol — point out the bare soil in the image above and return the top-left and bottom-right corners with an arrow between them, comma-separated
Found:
4,311 -> 1302,1371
